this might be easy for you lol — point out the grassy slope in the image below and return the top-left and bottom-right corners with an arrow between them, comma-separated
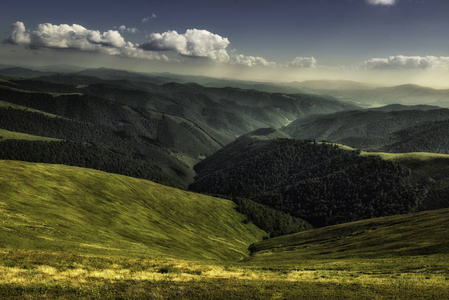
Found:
0,129 -> 61,142
0,100 -> 60,118
243,209 -> 449,298
0,160 -> 266,262
1,160 -> 449,298
248,208 -> 449,262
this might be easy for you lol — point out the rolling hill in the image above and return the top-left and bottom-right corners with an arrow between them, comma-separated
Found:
190,134 -> 427,228
0,160 -> 266,261
248,207 -> 449,262
1,160 -> 448,299
296,83 -> 449,108
283,106 -> 449,153
0,70 -> 359,188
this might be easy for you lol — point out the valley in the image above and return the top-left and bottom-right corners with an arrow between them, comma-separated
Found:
1,66 -> 449,298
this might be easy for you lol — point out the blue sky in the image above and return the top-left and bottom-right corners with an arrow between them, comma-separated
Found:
1,0 -> 449,86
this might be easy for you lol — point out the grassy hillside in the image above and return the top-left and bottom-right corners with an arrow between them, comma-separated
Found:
1,166 -> 448,299
0,129 -> 61,142
0,160 -> 266,261
248,208 -> 449,261
238,209 -> 449,298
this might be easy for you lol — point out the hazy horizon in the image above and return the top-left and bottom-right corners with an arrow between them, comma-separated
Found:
2,0 -> 449,88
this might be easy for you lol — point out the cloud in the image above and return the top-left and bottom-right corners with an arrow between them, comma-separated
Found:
364,55 -> 449,70
6,21 -> 31,45
229,53 -> 277,67
119,25 -> 139,34
6,21 -> 167,61
142,14 -> 157,23
366,0 -> 397,5
140,29 -> 231,61
6,22 -> 277,67
288,57 -> 317,68
139,28 -> 277,66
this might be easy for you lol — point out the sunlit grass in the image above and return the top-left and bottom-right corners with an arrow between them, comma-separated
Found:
0,160 -> 266,262
1,249 -> 449,299
0,129 -> 61,142
2,160 -> 449,298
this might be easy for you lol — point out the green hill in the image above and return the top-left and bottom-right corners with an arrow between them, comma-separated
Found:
247,207 -> 449,263
0,160 -> 266,261
1,161 -> 449,298
0,129 -> 61,142
191,137 -> 426,228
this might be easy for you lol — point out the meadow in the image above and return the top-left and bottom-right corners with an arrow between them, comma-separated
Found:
1,160 -> 448,299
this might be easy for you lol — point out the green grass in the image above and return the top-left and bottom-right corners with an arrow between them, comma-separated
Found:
0,129 -> 61,142
0,160 -> 266,261
1,160 -> 449,298
0,100 -> 61,118
248,208 -> 449,261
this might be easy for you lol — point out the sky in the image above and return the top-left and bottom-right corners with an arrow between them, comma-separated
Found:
1,0 -> 449,87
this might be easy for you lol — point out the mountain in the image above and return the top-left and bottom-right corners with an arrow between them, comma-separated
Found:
5,71 -> 358,142
0,67 -> 54,77
0,72 -> 359,189
190,136 -> 426,228
300,83 -> 449,108
283,106 -> 449,152
36,64 -> 86,73
381,119 -> 449,154
289,80 -> 375,91
0,85 -> 218,188
0,160 -> 265,261
75,67 -> 168,84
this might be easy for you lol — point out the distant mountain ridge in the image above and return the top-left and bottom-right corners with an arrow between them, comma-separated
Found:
283,106 -> 449,153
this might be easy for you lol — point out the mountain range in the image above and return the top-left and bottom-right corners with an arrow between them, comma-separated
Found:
2,65 -> 449,297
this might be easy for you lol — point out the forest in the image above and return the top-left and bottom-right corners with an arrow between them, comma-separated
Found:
191,138 -> 428,227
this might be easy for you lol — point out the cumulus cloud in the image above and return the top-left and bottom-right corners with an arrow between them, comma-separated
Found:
119,25 -> 139,34
288,56 -> 317,68
229,52 -> 276,67
6,21 -> 167,61
366,0 -> 397,5
6,22 -> 277,67
142,14 -> 157,23
6,21 -> 31,45
139,28 -> 276,66
364,55 -> 449,70
140,29 -> 231,61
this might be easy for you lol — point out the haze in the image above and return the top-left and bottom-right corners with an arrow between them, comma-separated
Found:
1,0 -> 449,88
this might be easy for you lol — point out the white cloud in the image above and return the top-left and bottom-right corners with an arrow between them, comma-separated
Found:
366,0 -> 397,5
140,29 -> 231,62
6,22 -> 277,67
142,14 -> 157,23
6,21 -> 30,45
139,29 -> 277,66
364,55 -> 449,70
288,57 -> 317,68
119,25 -> 139,34
229,52 -> 277,67
6,21 -> 166,61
